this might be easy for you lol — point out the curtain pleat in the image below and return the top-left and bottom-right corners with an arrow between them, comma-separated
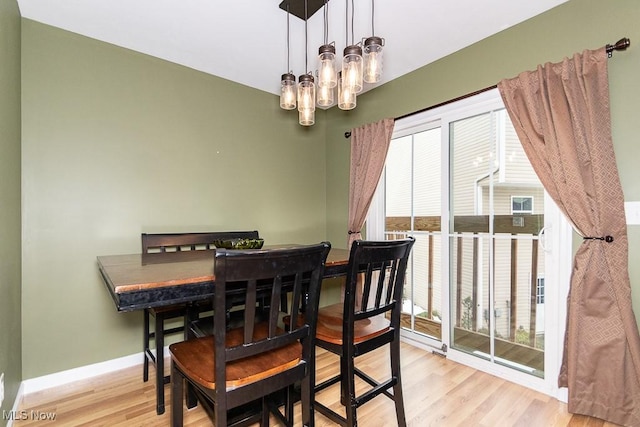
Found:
498,47 -> 640,426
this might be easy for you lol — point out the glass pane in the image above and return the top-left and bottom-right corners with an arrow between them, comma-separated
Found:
386,135 -> 411,219
450,111 -> 493,362
450,109 -> 545,377
411,128 -> 442,339
386,128 -> 442,340
451,234 -> 491,361
404,233 -> 442,338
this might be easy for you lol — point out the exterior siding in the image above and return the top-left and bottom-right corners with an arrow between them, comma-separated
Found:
386,107 -> 546,343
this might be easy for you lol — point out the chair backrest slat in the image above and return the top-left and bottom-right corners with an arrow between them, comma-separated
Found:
243,278 -> 258,344
214,243 -> 331,383
345,238 -> 415,336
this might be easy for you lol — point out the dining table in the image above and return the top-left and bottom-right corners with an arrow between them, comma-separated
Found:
97,246 -> 350,313
96,244 -> 350,420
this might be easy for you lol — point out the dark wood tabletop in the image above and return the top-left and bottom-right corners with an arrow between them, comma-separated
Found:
97,247 -> 350,312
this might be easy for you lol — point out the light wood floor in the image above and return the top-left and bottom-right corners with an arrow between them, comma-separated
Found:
15,342 -> 619,426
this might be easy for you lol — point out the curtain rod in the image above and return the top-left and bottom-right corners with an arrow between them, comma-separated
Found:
344,37 -> 630,138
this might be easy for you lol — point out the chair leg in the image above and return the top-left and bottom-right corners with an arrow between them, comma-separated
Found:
155,312 -> 165,415
301,376 -> 313,427
143,309 -> 150,382
344,355 -> 357,427
183,305 -> 198,409
339,354 -> 346,407
186,384 -> 197,409
261,397 -> 269,426
390,340 -> 407,427
171,361 -> 184,427
214,399 -> 228,426
285,385 -> 296,426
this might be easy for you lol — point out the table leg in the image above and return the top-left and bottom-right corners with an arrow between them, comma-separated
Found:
185,303 -> 198,408
155,313 -> 165,415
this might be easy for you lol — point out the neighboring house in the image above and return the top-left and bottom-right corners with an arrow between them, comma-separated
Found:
474,113 -> 546,342
387,109 -> 546,349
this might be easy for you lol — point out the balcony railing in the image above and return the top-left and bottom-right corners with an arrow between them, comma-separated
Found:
385,214 -> 545,371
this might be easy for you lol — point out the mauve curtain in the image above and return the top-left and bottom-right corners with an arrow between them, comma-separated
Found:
498,47 -> 640,426
347,118 -> 395,247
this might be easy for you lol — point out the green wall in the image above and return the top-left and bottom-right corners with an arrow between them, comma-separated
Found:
325,0 -> 640,324
21,20 -> 328,378
0,0 -> 21,422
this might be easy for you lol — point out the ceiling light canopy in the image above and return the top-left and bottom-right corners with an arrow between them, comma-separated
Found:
279,0 -> 384,126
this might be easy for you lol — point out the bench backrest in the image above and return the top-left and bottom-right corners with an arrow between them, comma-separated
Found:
141,231 -> 260,253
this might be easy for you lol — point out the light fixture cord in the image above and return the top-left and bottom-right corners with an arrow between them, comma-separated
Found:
323,0 -> 329,45
344,0 -> 348,46
350,0 -> 355,45
286,4 -> 291,72
371,0 -> 375,35
304,0 -> 309,72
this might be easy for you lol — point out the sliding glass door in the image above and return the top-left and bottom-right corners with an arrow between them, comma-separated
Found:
449,108 -> 546,377
367,88 -> 571,395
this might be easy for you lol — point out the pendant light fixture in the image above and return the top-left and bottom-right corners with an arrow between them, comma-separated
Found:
362,0 -> 384,83
280,4 -> 296,110
278,0 -> 387,122
297,0 -> 316,126
341,0 -> 363,95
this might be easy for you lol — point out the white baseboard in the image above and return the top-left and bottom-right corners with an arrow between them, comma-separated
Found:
20,348 -> 166,395
7,347 -> 171,425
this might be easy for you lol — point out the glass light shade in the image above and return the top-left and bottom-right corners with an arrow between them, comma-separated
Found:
363,36 -> 384,83
342,45 -> 363,94
297,74 -> 316,112
317,44 -> 337,88
299,108 -> 315,126
298,74 -> 315,126
317,84 -> 334,107
337,72 -> 356,111
280,73 -> 297,110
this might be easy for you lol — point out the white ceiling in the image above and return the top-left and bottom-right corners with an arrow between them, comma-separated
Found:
17,0 -> 568,97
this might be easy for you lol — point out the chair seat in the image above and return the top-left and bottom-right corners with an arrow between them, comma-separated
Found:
170,322 -> 302,390
316,303 -> 391,345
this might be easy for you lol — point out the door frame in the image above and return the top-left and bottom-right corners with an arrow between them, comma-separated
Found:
366,88 -> 572,398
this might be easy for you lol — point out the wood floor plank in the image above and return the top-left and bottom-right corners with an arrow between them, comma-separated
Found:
15,342 -> 620,426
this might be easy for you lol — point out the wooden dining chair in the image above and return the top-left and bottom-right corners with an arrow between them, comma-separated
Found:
141,230 -> 259,415
169,242 -> 331,427
313,238 -> 415,427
